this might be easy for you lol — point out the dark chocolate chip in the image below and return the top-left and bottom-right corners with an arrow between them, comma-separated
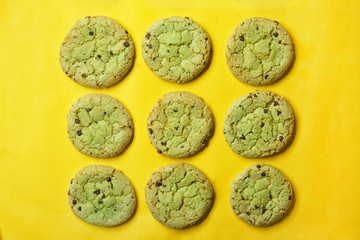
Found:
65,71 -> 68,74
145,33 -> 151,39
152,57 -> 156,61
277,110 -> 282,115
72,200 -> 77,205
97,54 -> 101,58
279,136 -> 283,141
246,212 -> 251,215
289,195 -> 292,200
274,101 -> 279,106
240,135 -> 246,140
262,208 -> 266,214
261,122 -> 265,128
261,172 -> 266,176
123,41 -> 130,47
273,32 -> 279,37
76,130 -> 82,136
125,29 -> 128,34
78,206 -> 82,211
264,74 -> 268,79
264,109 -> 268,113
239,35 -> 244,41
173,108 -> 178,112
161,142 -> 166,146
148,44 -> 152,49
89,31 -> 94,36
255,205 -> 259,209
106,177 -> 111,182
148,128 -> 153,134
81,73 -> 87,78
98,201 -> 103,204
256,165 -> 261,169
157,149 -> 162,154
75,119 -> 80,124
93,189 -> 100,195
110,50 -> 114,55
174,126 -> 179,130
156,181 -> 162,186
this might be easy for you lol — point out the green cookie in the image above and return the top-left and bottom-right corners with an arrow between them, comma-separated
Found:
147,91 -> 213,158
223,90 -> 294,158
230,164 -> 293,226
145,163 -> 213,229
226,17 -> 294,85
68,165 -> 136,227
142,16 -> 211,83
67,94 -> 133,158
60,16 -> 134,88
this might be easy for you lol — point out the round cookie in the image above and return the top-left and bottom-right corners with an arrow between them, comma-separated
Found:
226,17 -> 294,85
68,165 -> 136,227
223,90 -> 294,158
230,164 -> 293,226
145,163 -> 213,229
147,91 -> 213,158
67,94 -> 133,158
60,16 -> 134,88
142,16 -> 211,83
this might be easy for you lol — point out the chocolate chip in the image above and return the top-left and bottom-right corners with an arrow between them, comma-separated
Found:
75,119 -> 80,124
152,57 -> 156,61
256,165 -> 261,169
72,200 -> 77,205
68,190 -> 70,195
277,110 -> 282,115
249,220 -> 253,224
273,32 -> 279,37
201,140 -> 206,144
124,29 -> 128,34
261,172 -> 266,176
70,178 -> 73,184
274,101 -> 279,106
81,73 -> 87,78
98,201 -> 103,204
76,130 -> 82,136
279,136 -> 283,141
264,74 -> 268,79
240,135 -> 246,140
97,54 -> 101,58
78,206 -> 82,211
161,142 -> 166,146
148,128 -> 153,134
185,16 -> 189,19
263,109 -> 268,113
145,33 -> 151,39
173,108 -> 178,112
232,206 -> 237,210
93,189 -> 100,195
246,212 -> 251,215
174,126 -> 179,130
86,108 -> 92,112
89,31 -> 94,36
262,209 -> 266,214
157,149 -> 162,153
239,35 -> 244,41
261,122 -> 265,128
148,44 -> 152,49
269,194 -> 273,200
156,181 -> 162,186
255,205 -> 259,209
123,41 -> 130,47
128,125 -> 132,129
110,50 -> 114,55
254,94 -> 258,98
65,71 -> 68,74
288,195 -> 292,200
102,194 -> 105,198
106,177 -> 111,182
274,21 -> 279,24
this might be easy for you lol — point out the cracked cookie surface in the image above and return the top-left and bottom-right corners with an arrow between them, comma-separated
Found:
226,17 -> 294,85
67,94 -> 133,158
60,16 -> 134,88
145,163 -> 213,229
223,90 -> 294,158
68,165 -> 136,227
147,91 -> 213,158
230,164 -> 293,226
142,16 -> 211,83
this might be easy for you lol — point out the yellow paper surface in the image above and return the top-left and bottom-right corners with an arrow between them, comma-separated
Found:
1,0 -> 360,239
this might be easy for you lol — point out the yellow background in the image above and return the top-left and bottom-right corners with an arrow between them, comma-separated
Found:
1,0 -> 359,239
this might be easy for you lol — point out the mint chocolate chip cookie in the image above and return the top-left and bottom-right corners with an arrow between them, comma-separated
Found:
147,91 -> 213,158
60,16 -> 134,88
226,17 -> 294,85
142,16 -> 211,83
223,90 -> 294,158
230,164 -> 293,226
67,94 -> 133,158
68,165 -> 136,227
145,163 -> 213,229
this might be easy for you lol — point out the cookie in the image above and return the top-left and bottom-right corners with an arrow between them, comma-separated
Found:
223,90 -> 294,158
142,16 -> 211,83
67,94 -> 133,158
147,91 -> 213,158
60,16 -> 134,88
226,17 -> 294,85
145,163 -> 213,229
230,164 -> 293,226
68,165 -> 136,227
